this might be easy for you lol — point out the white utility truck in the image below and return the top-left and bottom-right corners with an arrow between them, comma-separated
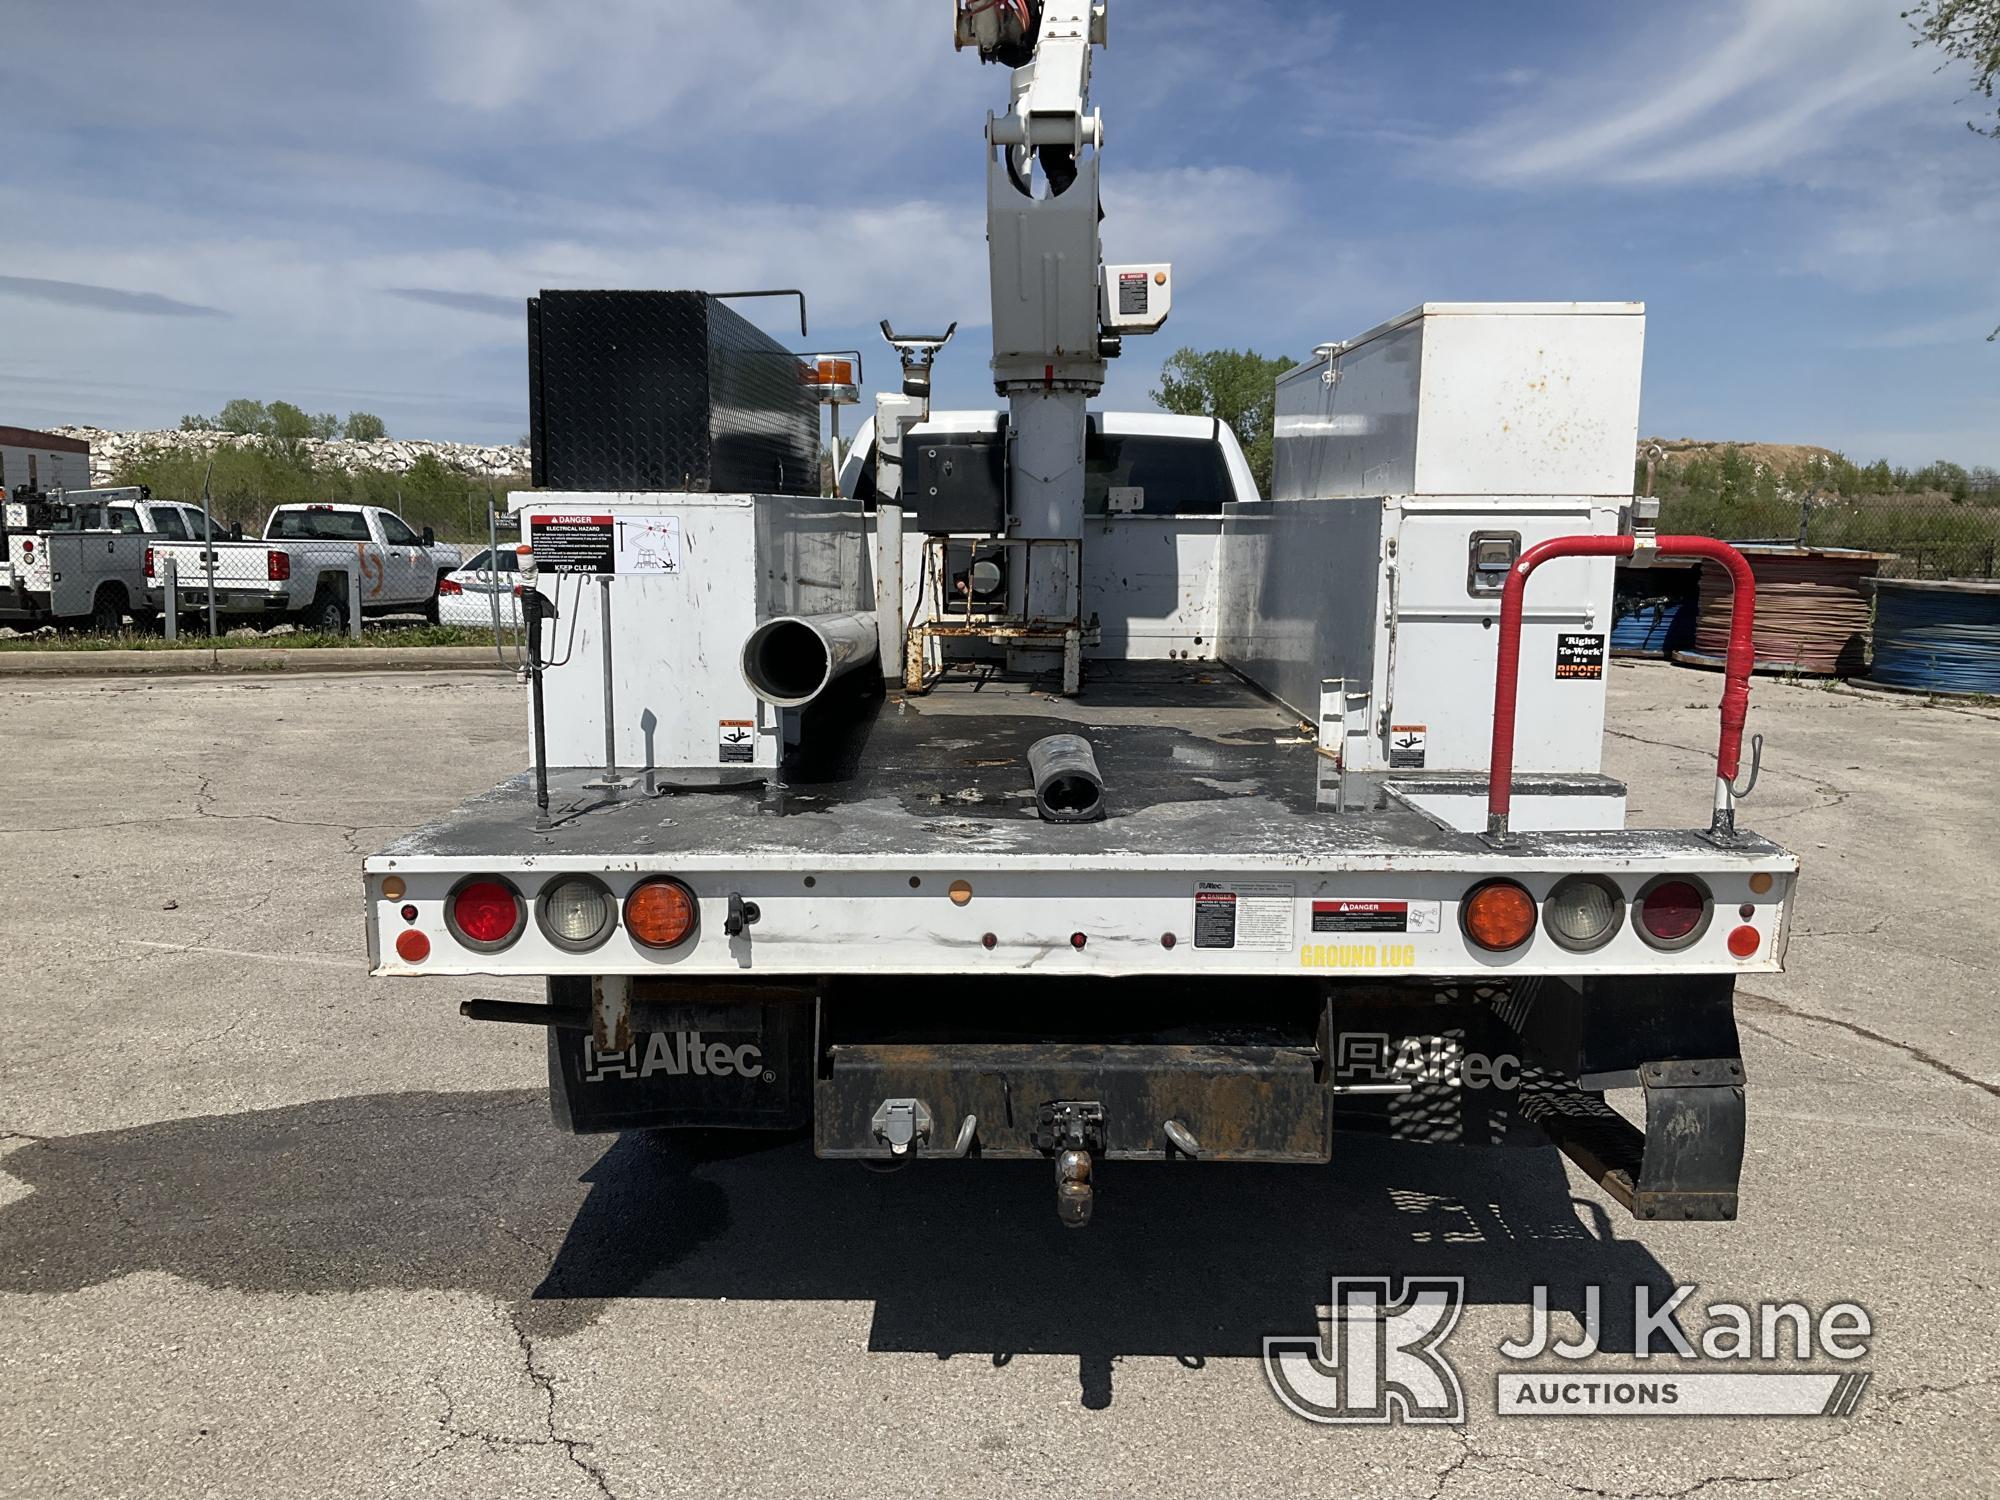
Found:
146,502 -> 462,632
0,487 -> 205,631
365,2 -> 1790,1231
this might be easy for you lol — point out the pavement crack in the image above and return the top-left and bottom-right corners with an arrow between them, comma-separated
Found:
500,1305 -> 616,1499
1881,1372 -> 2000,1406
1791,917 -> 1887,940
1738,989 -> 2000,1100
1421,1427 -> 1472,1500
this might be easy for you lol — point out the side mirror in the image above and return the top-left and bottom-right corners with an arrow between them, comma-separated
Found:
422,526 -> 435,545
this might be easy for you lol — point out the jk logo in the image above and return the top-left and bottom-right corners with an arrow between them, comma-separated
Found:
1264,1277 -> 1467,1424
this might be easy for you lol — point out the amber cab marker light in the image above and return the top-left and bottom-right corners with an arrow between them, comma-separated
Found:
395,930 -> 431,964
382,875 -> 407,902
1463,880 -> 1536,952
625,878 -> 699,950
1748,872 -> 1775,896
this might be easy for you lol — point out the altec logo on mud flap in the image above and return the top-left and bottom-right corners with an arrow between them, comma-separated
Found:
582,1031 -> 770,1084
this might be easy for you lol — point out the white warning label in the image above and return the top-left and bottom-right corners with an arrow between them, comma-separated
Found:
1192,881 -> 1295,951
717,719 -> 755,763
614,514 -> 682,575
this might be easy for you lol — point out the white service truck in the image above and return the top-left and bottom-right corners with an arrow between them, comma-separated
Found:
146,503 -> 462,632
365,3 -> 1792,1235
0,488 -> 208,631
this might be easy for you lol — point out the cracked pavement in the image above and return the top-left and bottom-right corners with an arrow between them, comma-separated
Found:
0,664 -> 1995,1498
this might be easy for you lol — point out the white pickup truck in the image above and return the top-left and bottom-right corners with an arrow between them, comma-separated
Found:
146,503 -> 463,633
0,488 -> 210,631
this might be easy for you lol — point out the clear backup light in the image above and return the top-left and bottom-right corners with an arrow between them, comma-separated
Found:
538,875 -> 614,952
1544,875 -> 1624,952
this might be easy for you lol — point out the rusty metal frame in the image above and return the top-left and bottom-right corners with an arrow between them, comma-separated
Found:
904,534 -> 1087,693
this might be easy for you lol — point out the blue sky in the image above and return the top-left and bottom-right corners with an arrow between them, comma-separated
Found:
2,0 -> 1994,465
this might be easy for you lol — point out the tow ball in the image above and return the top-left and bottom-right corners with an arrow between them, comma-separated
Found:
1034,1101 -> 1106,1228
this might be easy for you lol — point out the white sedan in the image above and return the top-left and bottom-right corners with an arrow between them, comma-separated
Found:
436,548 -> 522,629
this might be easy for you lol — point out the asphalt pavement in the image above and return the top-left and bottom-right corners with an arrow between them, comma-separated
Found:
1,663 -> 1994,1497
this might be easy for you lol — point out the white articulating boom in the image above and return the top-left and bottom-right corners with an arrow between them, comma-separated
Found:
961,0 -> 1167,628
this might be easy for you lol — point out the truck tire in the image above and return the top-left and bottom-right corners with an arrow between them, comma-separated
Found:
305,594 -> 348,636
91,586 -> 127,636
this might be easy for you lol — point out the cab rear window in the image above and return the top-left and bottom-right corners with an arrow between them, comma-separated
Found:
1084,433 -> 1231,516
269,509 -> 369,541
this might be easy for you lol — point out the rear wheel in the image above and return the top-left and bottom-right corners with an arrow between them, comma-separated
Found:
304,594 -> 348,636
90,587 -> 126,636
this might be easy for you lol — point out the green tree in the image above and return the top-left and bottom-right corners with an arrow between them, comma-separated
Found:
215,398 -> 270,436
266,401 -> 313,444
1906,0 -> 2000,136
1150,346 -> 1293,496
309,411 -> 339,440
178,414 -> 212,432
343,411 -> 388,441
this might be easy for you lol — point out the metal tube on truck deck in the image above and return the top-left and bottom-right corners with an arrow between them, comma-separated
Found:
1027,733 -> 1106,822
741,611 -> 880,709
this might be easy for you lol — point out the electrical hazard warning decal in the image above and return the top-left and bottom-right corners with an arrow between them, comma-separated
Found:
1193,881 -> 1294,950
1555,633 -> 1606,681
530,514 -> 615,574
717,719 -> 755,763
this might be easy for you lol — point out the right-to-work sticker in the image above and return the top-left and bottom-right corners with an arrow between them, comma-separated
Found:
1312,899 -> 1443,934
1193,881 -> 1295,950
1556,633 -> 1606,681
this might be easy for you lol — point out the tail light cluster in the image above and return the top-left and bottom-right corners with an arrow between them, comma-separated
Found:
437,578 -> 463,595
401,873 -> 700,960
267,550 -> 291,582
144,546 -> 155,578
1463,873 -> 1758,957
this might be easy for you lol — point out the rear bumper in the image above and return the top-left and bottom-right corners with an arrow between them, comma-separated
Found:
519,972 -> 1753,1220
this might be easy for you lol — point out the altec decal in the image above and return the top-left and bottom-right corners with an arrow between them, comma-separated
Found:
583,1030 -> 767,1083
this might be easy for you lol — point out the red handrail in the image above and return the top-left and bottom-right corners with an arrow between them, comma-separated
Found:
1486,534 -> 1757,835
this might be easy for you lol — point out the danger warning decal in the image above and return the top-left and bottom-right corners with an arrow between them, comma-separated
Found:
1193,881 -> 1294,950
1312,899 -> 1442,934
530,514 -> 614,574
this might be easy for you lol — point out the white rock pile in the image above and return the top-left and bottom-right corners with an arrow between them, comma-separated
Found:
52,426 -> 529,486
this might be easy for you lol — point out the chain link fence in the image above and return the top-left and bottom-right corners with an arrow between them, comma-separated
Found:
1658,491 -> 2000,580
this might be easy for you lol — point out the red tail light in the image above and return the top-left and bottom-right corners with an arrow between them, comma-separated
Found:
438,578 -> 462,595
21,539 -> 33,557
446,876 -> 524,952
267,549 -> 291,581
145,546 -> 156,578
1636,877 -> 1712,950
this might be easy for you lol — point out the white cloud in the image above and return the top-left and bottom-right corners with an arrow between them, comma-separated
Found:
1449,0 -> 1940,186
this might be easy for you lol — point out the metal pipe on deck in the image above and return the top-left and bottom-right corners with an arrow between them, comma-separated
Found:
741,611 -> 880,709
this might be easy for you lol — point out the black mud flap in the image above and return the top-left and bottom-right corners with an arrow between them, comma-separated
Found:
547,992 -> 813,1135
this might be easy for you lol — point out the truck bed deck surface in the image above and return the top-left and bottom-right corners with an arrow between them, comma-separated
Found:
374,663 -> 1782,871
